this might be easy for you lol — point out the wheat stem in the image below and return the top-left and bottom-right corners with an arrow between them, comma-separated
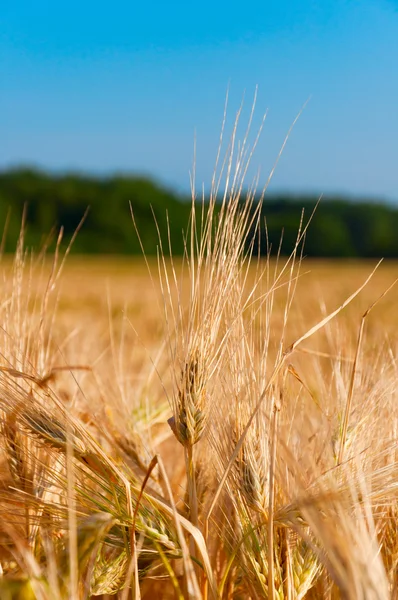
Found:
268,400 -> 279,600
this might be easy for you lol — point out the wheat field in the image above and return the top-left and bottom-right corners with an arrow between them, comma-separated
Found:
1,111 -> 398,599
0,225 -> 397,600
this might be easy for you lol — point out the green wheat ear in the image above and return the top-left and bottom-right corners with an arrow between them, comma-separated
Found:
59,512 -> 116,584
90,548 -> 128,596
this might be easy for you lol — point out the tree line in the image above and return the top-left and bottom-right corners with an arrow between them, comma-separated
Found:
1,167 -> 397,258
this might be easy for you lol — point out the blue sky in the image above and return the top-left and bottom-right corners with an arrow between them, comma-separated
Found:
1,0 -> 398,200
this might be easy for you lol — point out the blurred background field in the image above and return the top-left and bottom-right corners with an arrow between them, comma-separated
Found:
52,255 -> 398,336
2,253 -> 396,375
2,253 -> 396,333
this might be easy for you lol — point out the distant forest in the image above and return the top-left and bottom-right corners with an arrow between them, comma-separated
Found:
1,167 -> 398,258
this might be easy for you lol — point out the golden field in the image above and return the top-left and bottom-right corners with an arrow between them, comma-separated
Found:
56,255 -> 398,338
0,230 -> 397,599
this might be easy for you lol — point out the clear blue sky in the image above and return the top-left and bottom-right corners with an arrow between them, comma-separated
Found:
1,0 -> 398,200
